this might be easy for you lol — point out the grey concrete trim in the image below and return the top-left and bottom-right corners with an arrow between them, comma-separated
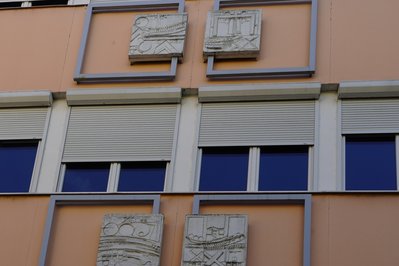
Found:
0,91 -> 52,108
73,0 -> 184,84
39,194 -> 161,266
198,82 -> 321,102
338,80 -> 399,99
66,87 -> 182,105
192,194 -> 312,266
207,0 -> 318,80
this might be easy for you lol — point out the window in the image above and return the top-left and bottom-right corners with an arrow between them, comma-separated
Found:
60,162 -> 167,192
199,147 -> 249,191
197,100 -> 316,192
345,135 -> 397,190
0,141 -> 38,193
259,146 -> 308,191
60,103 -> 178,192
197,146 -> 310,191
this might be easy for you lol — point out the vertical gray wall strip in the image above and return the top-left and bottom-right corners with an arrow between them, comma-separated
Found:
63,104 -> 178,162
341,99 -> 399,134
199,101 -> 315,146
303,195 -> 312,266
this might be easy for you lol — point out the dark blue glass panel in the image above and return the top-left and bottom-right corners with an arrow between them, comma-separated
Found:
0,142 -> 38,192
346,135 -> 396,190
199,147 -> 249,191
118,162 -> 166,192
62,163 -> 109,192
259,146 -> 308,191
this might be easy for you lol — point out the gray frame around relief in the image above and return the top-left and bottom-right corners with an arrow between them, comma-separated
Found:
206,0 -> 318,80
38,195 -> 161,266
192,194 -> 312,266
74,0 -> 185,84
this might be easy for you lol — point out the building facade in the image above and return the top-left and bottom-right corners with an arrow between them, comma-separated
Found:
0,0 -> 399,265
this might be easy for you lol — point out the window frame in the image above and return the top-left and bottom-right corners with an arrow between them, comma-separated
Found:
195,146 -> 314,192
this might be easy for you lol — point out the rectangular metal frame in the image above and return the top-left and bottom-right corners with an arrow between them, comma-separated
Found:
206,0 -> 318,80
74,0 -> 185,84
39,194 -> 161,266
192,194 -> 312,266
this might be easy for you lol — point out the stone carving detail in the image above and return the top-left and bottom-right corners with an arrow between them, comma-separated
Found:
97,214 -> 164,266
129,13 -> 188,63
204,10 -> 262,60
182,214 -> 248,266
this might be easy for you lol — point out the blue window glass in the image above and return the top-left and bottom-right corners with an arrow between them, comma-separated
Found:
62,163 -> 110,192
199,147 -> 249,191
259,146 -> 308,191
0,141 -> 38,192
118,162 -> 166,192
346,135 -> 396,190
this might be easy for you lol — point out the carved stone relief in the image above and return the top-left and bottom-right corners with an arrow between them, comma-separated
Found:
97,214 -> 164,266
129,13 -> 188,63
182,214 -> 248,266
203,10 -> 262,60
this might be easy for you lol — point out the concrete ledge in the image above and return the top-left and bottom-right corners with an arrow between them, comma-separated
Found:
66,87 -> 182,105
0,91 -> 52,108
339,80 -> 399,99
198,82 -> 321,102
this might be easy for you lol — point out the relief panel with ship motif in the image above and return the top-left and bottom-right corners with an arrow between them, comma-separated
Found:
97,214 -> 164,266
182,214 -> 248,266
204,10 -> 261,60
129,13 -> 188,63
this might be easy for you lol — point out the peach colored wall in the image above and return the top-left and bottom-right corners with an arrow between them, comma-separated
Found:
1,195 -> 399,266
0,0 -> 398,92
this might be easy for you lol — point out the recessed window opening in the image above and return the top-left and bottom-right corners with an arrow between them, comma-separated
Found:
0,141 -> 39,193
345,134 -> 397,190
259,146 -> 308,191
118,162 -> 166,192
62,162 -> 110,192
0,2 -> 22,8
199,147 -> 249,191
31,0 -> 68,6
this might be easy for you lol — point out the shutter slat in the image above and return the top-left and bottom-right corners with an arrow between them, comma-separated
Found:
199,101 -> 315,146
63,105 -> 177,162
342,99 -> 399,134
0,108 -> 48,139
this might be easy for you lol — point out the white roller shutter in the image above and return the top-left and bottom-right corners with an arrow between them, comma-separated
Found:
63,104 -> 178,162
342,99 -> 399,134
199,101 -> 315,147
0,107 -> 48,139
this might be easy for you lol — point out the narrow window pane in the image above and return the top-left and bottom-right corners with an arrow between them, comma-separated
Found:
118,162 -> 166,192
199,147 -> 249,191
62,163 -> 110,192
346,135 -> 396,190
0,142 -> 38,192
259,146 -> 308,191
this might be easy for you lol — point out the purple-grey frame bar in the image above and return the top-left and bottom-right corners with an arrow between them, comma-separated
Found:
39,194 -> 161,266
74,0 -> 185,84
206,0 -> 318,80
192,194 -> 312,266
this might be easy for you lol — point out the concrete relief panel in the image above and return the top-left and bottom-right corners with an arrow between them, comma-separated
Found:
129,13 -> 188,63
97,214 -> 164,266
204,10 -> 261,60
182,214 -> 248,266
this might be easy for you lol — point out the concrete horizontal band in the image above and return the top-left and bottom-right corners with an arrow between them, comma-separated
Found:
198,82 -> 321,102
0,91 -> 52,108
66,87 -> 182,105
338,80 -> 399,99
